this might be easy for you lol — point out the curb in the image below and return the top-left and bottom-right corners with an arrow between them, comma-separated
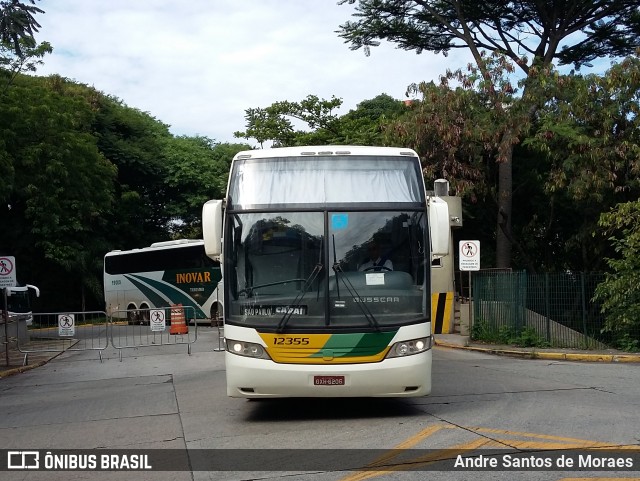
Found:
0,347 -> 69,379
434,340 -> 640,363
0,360 -> 47,378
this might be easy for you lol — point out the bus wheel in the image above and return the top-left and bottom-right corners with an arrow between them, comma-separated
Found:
127,310 -> 137,325
140,309 -> 150,325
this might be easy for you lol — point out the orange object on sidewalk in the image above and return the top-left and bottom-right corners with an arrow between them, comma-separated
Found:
169,304 -> 188,335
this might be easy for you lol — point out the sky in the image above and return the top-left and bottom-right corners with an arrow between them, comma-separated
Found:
34,0 -> 473,145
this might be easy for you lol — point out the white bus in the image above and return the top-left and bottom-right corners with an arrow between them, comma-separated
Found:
203,145 -> 450,398
103,239 -> 223,324
2,284 -> 40,326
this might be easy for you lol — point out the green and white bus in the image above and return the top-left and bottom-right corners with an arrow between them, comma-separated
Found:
104,239 -> 223,324
203,145 -> 450,398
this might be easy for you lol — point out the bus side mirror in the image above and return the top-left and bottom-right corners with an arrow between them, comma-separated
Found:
203,199 -> 223,257
428,197 -> 450,257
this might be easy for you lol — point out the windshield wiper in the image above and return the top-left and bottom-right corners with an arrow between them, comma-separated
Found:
331,235 -> 380,331
238,278 -> 307,298
276,262 -> 324,333
276,236 -> 324,333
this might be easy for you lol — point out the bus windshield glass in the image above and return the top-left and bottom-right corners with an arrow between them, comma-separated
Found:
226,209 -> 428,330
6,289 -> 31,314
228,156 -> 424,208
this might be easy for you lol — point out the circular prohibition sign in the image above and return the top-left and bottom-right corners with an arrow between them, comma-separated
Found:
460,241 -> 479,258
0,257 -> 14,276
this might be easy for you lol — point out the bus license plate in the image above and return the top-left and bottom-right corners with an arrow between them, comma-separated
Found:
314,375 -> 345,386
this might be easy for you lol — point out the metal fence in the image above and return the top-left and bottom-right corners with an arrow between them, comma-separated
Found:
19,311 -> 110,361
471,271 -> 637,350
109,306 -> 198,360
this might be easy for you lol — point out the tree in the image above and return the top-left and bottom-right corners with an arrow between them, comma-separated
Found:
523,53 -> 640,271
0,74 -> 116,311
235,93 -> 411,147
234,95 -> 343,147
0,38 -> 51,91
163,136 -> 249,237
594,201 -> 640,351
0,0 -> 43,58
337,0 -> 640,268
92,93 -> 173,248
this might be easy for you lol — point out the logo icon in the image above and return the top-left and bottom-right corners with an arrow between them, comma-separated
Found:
7,451 -> 40,469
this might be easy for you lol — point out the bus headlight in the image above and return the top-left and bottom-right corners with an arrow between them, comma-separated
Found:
385,336 -> 433,358
225,339 -> 271,359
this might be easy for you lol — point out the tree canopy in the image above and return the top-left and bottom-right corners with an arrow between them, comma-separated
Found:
0,72 -> 249,311
0,0 -> 43,57
338,0 -> 640,71
337,0 -> 640,268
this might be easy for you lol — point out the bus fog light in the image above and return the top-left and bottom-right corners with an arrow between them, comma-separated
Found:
226,339 -> 270,359
386,336 -> 433,358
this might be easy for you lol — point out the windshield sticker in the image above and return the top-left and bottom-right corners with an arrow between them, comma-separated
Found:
365,273 -> 385,285
243,305 -> 308,316
331,213 -> 349,230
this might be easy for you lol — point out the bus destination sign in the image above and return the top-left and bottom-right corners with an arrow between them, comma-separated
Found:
243,305 -> 308,316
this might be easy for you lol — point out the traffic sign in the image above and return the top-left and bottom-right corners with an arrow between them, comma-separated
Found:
150,309 -> 166,332
0,256 -> 17,288
58,314 -> 75,337
459,240 -> 480,271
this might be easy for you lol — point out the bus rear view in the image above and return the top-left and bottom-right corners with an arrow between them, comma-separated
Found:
203,146 -> 449,398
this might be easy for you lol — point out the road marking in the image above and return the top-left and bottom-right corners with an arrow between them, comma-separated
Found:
337,424 -> 640,481
339,437 -> 502,481
469,427 -> 623,447
559,479 -> 640,481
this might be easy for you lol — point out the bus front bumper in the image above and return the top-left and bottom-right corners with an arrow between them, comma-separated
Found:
224,350 -> 432,398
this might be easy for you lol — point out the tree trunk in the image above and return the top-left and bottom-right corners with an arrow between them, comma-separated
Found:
496,137 -> 513,269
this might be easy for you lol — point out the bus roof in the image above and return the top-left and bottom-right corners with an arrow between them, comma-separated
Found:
150,239 -> 203,248
233,145 -> 419,160
105,239 -> 204,257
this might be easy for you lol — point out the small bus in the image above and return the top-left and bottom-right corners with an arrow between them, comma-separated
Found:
2,284 -> 40,326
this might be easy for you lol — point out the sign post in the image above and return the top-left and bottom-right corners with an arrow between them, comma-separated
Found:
459,241 -> 480,333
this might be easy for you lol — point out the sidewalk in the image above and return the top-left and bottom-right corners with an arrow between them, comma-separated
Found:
0,340 -> 71,379
435,333 -> 640,363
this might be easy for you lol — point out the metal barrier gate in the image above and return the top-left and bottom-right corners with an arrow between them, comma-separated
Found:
18,311 -> 109,363
110,306 -> 198,360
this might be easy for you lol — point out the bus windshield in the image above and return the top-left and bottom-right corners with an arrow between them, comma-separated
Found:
226,209 -> 428,330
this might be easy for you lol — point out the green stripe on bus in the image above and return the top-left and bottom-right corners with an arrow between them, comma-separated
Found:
124,275 -> 171,309
128,274 -> 207,318
309,331 -> 396,358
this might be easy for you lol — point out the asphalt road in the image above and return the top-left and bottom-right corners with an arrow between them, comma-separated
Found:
1,327 -> 639,481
